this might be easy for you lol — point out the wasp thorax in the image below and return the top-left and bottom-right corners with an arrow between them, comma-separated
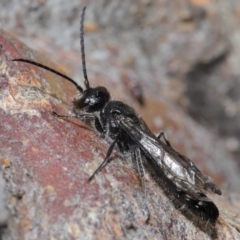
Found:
74,86 -> 110,112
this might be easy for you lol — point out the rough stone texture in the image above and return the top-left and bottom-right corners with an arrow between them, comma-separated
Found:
0,0 -> 240,239
0,170 -> 8,226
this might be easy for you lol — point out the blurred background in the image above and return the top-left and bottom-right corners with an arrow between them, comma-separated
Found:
1,0 -> 240,179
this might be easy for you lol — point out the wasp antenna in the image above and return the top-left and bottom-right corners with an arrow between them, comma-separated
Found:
80,6 -> 90,89
12,59 -> 83,92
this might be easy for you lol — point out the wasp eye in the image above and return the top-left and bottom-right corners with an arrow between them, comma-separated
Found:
74,96 -> 89,109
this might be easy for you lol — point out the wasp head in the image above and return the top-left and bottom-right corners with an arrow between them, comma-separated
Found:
73,86 -> 110,113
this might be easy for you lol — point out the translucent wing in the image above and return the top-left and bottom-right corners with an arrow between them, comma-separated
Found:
116,114 -> 221,202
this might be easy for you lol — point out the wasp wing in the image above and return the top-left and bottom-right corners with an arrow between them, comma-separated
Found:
116,115 -> 221,202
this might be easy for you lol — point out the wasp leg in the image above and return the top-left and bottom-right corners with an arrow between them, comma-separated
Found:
88,139 -> 117,182
156,131 -> 172,148
133,147 -> 150,222
53,111 -> 104,135
133,148 -> 146,196
52,111 -> 96,121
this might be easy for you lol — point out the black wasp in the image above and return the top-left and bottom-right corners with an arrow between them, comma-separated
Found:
13,7 -> 221,224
